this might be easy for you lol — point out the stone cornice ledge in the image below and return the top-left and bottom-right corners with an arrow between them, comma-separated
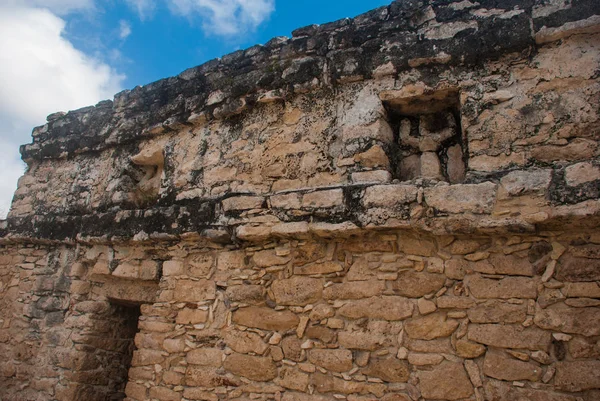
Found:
2,180 -> 599,245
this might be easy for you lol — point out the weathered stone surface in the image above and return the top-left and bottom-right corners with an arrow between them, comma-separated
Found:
173,279 -> 216,302
534,304 -> 600,336
565,162 -> 600,186
556,255 -> 600,282
563,282 -> 600,298
361,358 -> 410,383
186,348 -> 223,366
407,352 -> 444,366
362,185 -> 418,207
294,261 -> 343,275
483,350 -> 542,382
281,393 -> 332,401
223,353 -> 277,381
467,300 -> 527,323
233,307 -> 299,331
500,169 -> 552,196
466,274 -> 537,299
488,254 -> 534,276
185,366 -> 234,387
569,336 -> 600,359
404,313 -> 459,340
455,339 -> 486,358
323,280 -> 385,300
424,182 -> 497,214
281,335 -> 303,361
468,324 -> 551,351
277,367 -> 310,392
312,373 -> 386,396
554,361 -> 600,391
308,349 -> 353,372
418,361 -> 474,400
392,270 -> 445,298
272,277 -> 322,306
338,330 -> 396,351
222,196 -> 265,211
484,380 -> 581,401
338,296 -> 414,321
302,189 -> 344,208
226,285 -> 265,304
224,330 -> 268,355
175,308 -> 209,324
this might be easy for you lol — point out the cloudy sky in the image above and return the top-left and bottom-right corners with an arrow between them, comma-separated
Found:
0,0 -> 389,218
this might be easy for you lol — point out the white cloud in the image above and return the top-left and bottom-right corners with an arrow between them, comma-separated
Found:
167,0 -> 275,36
0,6 -> 124,218
126,0 -> 157,21
2,0 -> 95,15
119,20 -> 132,39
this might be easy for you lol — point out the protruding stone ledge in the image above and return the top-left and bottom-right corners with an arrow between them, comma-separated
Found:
3,180 -> 599,245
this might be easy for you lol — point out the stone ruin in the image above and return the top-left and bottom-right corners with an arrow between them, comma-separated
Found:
1,1 -> 600,400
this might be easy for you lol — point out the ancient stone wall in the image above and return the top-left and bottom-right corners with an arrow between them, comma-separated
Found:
1,0 -> 600,400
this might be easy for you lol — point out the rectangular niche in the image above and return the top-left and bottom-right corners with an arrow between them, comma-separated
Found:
382,88 -> 466,184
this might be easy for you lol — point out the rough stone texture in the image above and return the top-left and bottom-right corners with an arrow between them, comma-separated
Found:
2,1 -> 600,401
418,361 -> 474,400
483,350 -> 543,382
308,349 -> 353,372
468,324 -> 552,352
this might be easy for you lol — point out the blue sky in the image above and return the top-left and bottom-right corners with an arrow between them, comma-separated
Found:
0,0 -> 391,217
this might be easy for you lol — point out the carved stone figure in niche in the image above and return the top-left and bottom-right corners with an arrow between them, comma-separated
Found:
398,110 -> 465,183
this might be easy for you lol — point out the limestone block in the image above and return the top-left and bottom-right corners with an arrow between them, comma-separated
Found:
455,339 -> 486,358
404,313 -> 459,340
342,119 -> 394,143
173,279 -> 216,302
312,373 -> 386,396
338,296 -> 414,321
466,274 -> 537,299
308,349 -> 353,372
556,255 -> 600,282
224,330 -> 269,355
294,261 -> 343,275
424,182 -> 497,214
565,162 -> 600,186
534,303 -> 600,336
418,361 -> 474,400
176,308 -> 208,324
338,331 -> 396,350
225,285 -> 265,304
271,277 -> 322,306
323,280 -> 385,300
351,170 -> 392,184
223,353 -> 277,381
500,169 -> 552,197
483,349 -> 542,382
233,307 -> 299,331
361,358 -> 410,382
186,348 -> 223,366
392,270 -> 445,298
354,145 -> 390,168
468,324 -> 551,351
467,300 -> 527,323
302,189 -> 344,208
362,185 -> 418,208
148,386 -> 181,401
270,193 -> 302,209
554,361 -> 600,391
277,367 -> 310,391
